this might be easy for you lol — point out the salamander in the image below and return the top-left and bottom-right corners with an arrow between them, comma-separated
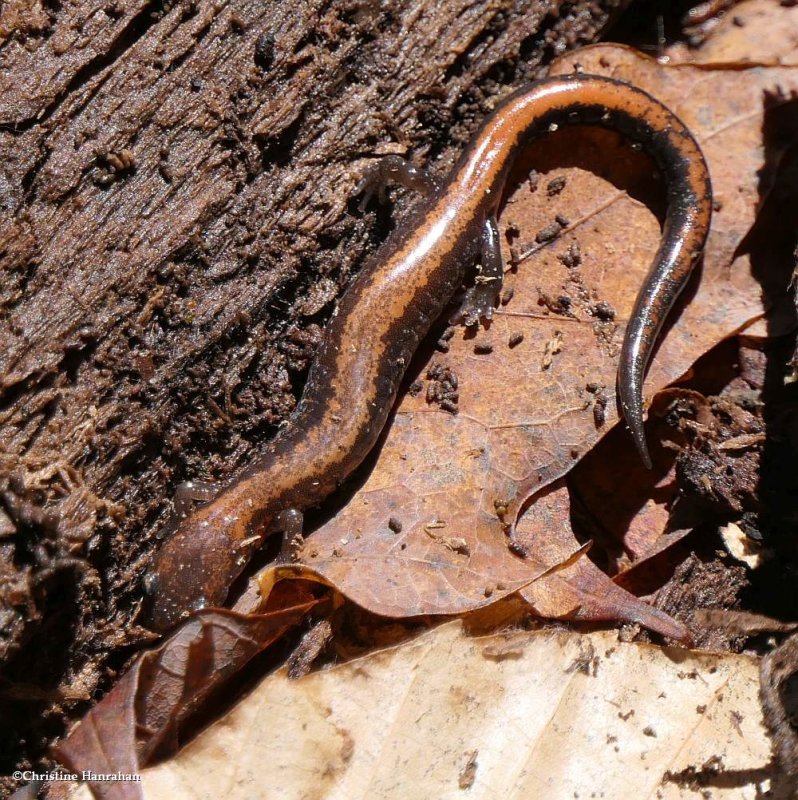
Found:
144,74 -> 712,631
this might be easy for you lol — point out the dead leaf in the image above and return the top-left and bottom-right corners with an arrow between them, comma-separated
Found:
63,622 -> 778,799
512,479 -> 690,641
54,584 -> 319,800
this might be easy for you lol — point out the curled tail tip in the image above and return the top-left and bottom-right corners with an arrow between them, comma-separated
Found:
625,405 -> 653,469
617,362 -> 651,469
635,434 -> 654,470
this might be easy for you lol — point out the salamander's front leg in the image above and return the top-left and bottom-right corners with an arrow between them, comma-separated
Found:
356,154 -> 437,210
273,508 -> 304,563
453,215 -> 504,326
173,480 -> 218,517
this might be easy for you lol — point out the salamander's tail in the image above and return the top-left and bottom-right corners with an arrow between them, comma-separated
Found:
617,329 -> 653,470
616,201 -> 711,471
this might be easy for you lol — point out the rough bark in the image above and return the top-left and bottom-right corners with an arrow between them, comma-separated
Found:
0,0 -> 626,777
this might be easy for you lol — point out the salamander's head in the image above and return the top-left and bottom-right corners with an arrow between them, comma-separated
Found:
143,507 -> 258,632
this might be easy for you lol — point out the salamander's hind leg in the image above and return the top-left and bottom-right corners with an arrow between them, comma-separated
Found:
273,508 -> 305,563
355,154 -> 438,210
452,215 -> 504,326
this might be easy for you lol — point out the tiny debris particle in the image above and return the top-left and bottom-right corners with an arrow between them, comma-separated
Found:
593,393 -> 607,427
591,300 -> 616,321
106,148 -> 135,172
500,286 -> 515,306
555,213 -> 570,228
388,517 -> 403,533
541,331 -> 564,370
547,175 -> 567,196
535,222 -> 561,244
443,537 -> 470,555
619,623 -> 641,642
493,498 -> 510,519
437,326 -> 455,350
537,290 -> 574,317
508,539 -> 528,557
643,726 -> 657,737
408,381 -> 423,396
93,148 -> 136,185
508,332 -> 524,348
254,32 -> 276,70
287,619 -> 334,679
482,637 -> 526,661
458,750 -> 479,790
558,240 -> 582,268
718,432 -> 765,451
426,362 -> 459,413
474,342 -> 494,355
528,170 -> 540,192
730,710 -> 743,735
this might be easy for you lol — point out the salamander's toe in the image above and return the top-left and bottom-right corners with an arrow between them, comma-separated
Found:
451,284 -> 498,327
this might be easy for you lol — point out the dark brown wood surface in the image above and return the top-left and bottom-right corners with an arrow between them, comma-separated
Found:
0,0 -> 627,778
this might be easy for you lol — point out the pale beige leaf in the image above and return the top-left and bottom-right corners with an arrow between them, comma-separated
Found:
67,623 -> 778,799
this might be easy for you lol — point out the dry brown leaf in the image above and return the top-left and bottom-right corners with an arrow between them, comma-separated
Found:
510,479 -> 688,638
54,584 -> 319,800
566,391 -> 693,566
63,623 -> 778,800
281,47 -> 798,633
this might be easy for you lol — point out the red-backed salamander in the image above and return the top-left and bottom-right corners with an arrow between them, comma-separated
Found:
144,74 -> 712,631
